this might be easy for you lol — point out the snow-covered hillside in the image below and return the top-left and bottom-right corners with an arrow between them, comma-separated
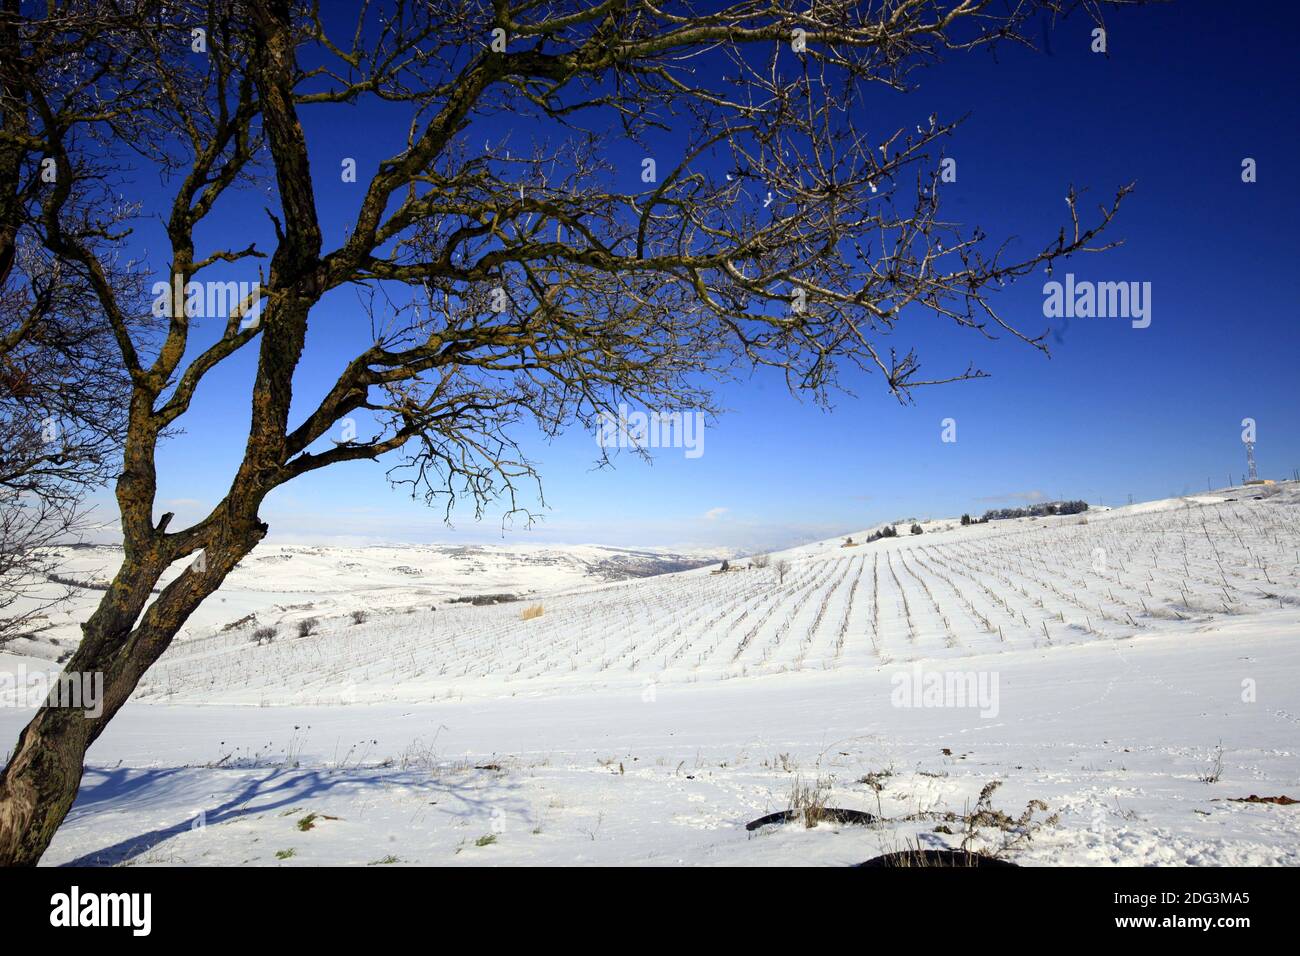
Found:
2,541 -> 728,663
2,485 -> 1297,866
136,486 -> 1299,706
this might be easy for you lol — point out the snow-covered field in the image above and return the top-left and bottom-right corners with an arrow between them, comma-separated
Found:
2,485 -> 1298,866
2,541 -> 726,663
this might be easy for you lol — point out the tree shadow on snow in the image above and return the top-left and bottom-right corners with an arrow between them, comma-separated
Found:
59,764 -> 527,866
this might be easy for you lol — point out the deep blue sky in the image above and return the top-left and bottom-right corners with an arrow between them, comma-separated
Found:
95,1 -> 1300,552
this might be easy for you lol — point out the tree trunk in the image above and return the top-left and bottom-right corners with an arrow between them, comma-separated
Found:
0,523 -> 263,865
0,689 -> 101,865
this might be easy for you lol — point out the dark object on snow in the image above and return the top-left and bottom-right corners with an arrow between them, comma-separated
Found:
449,593 -> 519,606
855,849 -> 1018,868
1221,794 -> 1298,806
745,807 -> 876,831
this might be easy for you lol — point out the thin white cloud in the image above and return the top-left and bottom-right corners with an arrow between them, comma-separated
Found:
162,498 -> 204,508
702,507 -> 729,521
975,490 -> 1046,503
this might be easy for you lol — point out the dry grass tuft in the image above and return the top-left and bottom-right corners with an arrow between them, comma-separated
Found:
788,775 -> 831,828
521,603 -> 544,621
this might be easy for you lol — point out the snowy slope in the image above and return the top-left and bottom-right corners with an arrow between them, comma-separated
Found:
1,541 -> 728,663
24,622 -> 1300,867
134,486 -> 1300,706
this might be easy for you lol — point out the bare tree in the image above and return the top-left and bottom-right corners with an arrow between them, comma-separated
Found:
0,247 -> 142,643
0,0 -> 1131,865
775,559 -> 791,584
0,0 -> 149,646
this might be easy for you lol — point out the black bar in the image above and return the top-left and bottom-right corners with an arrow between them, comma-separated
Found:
1,865 -> 1284,941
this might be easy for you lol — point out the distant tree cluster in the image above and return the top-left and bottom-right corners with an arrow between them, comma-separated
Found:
981,501 -> 1089,521
867,525 -> 899,542
449,593 -> 519,605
